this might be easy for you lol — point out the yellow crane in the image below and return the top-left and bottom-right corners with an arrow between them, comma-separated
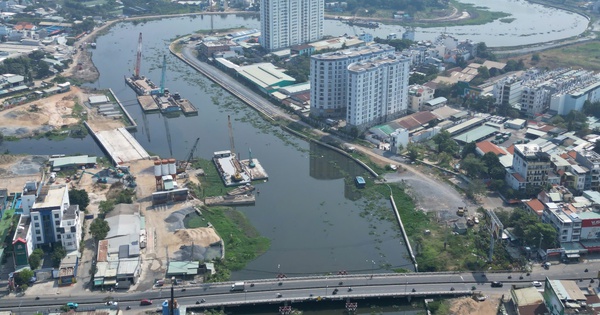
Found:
228,115 -> 243,181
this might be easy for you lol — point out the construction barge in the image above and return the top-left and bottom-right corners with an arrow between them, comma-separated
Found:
213,150 -> 269,187
126,33 -> 198,115
135,90 -> 198,115
125,75 -> 160,96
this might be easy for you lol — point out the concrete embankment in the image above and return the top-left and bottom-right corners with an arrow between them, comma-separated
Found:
389,193 -> 418,272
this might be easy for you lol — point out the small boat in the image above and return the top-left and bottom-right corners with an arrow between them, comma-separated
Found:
355,176 -> 366,188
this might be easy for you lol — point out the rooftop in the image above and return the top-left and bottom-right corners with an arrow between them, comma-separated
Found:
49,155 -> 97,168
33,186 -> 66,209
311,43 -> 394,61
12,216 -> 30,244
235,63 -> 296,90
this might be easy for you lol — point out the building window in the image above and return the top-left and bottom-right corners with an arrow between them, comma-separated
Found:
36,236 -> 41,242
35,229 -> 40,235
54,213 -> 59,219
66,234 -> 72,239
34,223 -> 39,228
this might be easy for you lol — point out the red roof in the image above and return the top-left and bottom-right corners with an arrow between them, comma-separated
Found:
539,124 -> 555,132
476,141 -> 507,156
395,111 -> 437,130
525,199 -> 545,215
512,172 -> 526,183
14,22 -> 35,30
12,237 -> 26,245
506,144 -> 515,155
567,150 -> 577,159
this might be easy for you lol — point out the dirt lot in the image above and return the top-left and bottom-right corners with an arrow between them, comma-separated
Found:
0,155 -> 45,192
448,296 -> 502,315
0,87 -> 87,137
126,159 -> 221,291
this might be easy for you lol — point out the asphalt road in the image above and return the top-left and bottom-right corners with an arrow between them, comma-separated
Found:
3,264 -> 598,313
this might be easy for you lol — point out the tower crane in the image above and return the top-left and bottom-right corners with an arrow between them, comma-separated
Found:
178,137 -> 200,173
228,115 -> 243,181
134,33 -> 142,79
160,54 -> 167,96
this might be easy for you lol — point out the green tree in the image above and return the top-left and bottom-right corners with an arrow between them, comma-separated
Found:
524,223 -> 557,250
460,154 -> 487,178
407,143 -> 420,161
89,218 -> 110,240
461,142 -> 477,158
531,54 -> 540,62
28,248 -> 44,270
15,268 -> 34,286
69,189 -> 90,210
477,66 -> 490,79
51,246 -> 67,268
98,200 -> 115,215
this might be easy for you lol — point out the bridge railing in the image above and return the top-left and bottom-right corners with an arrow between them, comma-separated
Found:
183,290 -> 473,308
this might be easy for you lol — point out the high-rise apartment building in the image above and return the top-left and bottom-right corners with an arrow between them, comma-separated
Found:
346,54 -> 410,128
260,0 -> 324,51
310,44 -> 395,117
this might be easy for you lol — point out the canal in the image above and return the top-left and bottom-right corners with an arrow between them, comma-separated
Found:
0,0 -> 587,284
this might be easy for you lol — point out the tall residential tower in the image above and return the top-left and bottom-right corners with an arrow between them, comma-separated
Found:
260,0 -> 324,51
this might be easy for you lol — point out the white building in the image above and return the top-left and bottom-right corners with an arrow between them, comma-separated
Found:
408,84 -> 435,112
310,44 -> 395,117
346,54 -> 410,129
28,185 -> 81,252
59,205 -> 81,252
506,144 -> 551,190
259,0 -> 324,51
493,75 -> 523,106
390,128 -> 410,153
542,204 -> 582,244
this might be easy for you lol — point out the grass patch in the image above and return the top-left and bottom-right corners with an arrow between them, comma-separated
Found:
0,209 -> 16,244
499,17 -> 516,23
503,42 -> 600,71
188,206 -> 270,281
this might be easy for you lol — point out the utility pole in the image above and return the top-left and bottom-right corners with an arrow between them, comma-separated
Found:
539,233 -> 544,251
170,276 -> 175,315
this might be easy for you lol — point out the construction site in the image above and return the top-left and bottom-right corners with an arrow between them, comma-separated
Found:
213,115 -> 268,188
125,33 -> 197,116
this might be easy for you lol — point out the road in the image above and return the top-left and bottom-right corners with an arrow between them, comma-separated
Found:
2,265 -> 597,313
179,45 -> 290,121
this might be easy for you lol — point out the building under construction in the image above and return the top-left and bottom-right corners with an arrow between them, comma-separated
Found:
151,158 -> 189,205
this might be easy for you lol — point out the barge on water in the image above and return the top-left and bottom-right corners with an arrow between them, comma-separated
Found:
136,89 -> 197,115
346,20 -> 379,28
125,75 -> 160,96
171,92 -> 198,116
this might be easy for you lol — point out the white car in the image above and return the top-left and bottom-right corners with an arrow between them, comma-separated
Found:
532,281 -> 542,287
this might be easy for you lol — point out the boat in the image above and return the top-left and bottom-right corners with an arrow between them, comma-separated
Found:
355,176 -> 366,188
227,184 -> 255,196
346,20 -> 379,28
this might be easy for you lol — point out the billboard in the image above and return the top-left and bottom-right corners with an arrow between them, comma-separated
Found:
581,219 -> 600,240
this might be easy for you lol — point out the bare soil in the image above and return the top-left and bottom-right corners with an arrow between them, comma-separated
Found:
0,87 -> 85,137
125,159 -> 221,288
449,296 -> 501,315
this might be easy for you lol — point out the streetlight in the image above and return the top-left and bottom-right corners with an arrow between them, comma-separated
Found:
367,260 -> 375,279
170,276 -> 175,315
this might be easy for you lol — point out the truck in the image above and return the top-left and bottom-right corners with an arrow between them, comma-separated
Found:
231,282 -> 245,291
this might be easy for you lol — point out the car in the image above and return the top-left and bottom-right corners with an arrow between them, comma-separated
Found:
543,262 -> 551,269
67,302 -> 78,309
276,293 -> 282,298
491,281 -> 503,288
532,281 -> 542,287
140,299 -> 153,306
